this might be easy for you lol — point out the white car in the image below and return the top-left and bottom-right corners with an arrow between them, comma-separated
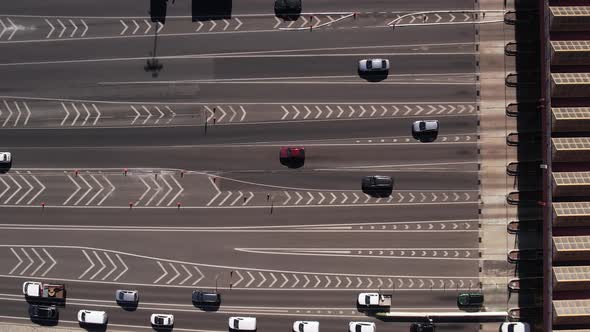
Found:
0,152 -> 11,163
22,281 -> 42,296
412,120 -> 439,141
349,321 -> 376,332
293,320 -> 320,332
151,313 -> 174,327
500,322 -> 530,332
358,59 -> 389,72
357,293 -> 380,306
229,316 -> 257,331
77,310 -> 107,325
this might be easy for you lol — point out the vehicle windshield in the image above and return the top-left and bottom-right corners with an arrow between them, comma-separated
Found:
381,60 -> 386,68
366,61 -> 372,69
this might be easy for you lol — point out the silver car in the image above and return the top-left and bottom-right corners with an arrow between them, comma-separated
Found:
358,59 -> 389,72
115,289 -> 138,304
412,120 -> 439,142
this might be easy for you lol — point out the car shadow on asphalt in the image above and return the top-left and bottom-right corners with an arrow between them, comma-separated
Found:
358,71 -> 388,82
79,323 -> 107,332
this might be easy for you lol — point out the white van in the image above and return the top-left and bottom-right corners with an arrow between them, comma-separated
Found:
77,310 -> 107,325
229,316 -> 257,331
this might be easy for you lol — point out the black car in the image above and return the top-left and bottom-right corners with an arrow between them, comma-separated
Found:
362,176 -> 393,193
457,292 -> 484,308
411,322 -> 435,332
192,290 -> 221,305
29,305 -> 58,320
275,0 -> 302,19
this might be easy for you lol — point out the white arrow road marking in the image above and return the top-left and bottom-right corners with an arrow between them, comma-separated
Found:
435,13 -> 442,22
120,20 -> 128,35
281,106 -> 289,120
459,280 -> 465,287
364,194 -> 371,204
193,266 -> 205,285
269,273 -> 277,287
3,100 -> 13,127
352,193 -> 359,204
97,175 -> 115,206
302,275 -> 309,288
28,249 -> 44,275
179,265 -> 193,285
345,277 -> 352,288
207,191 -> 222,206
167,175 -> 184,206
356,277 -> 362,288
306,192 -> 314,205
229,106 -> 237,122
359,106 -> 367,117
235,18 -> 243,30
242,192 -> 253,205
223,19 -> 230,31
341,193 -> 349,204
280,274 -> 289,288
164,106 -> 175,123
239,106 -> 247,121
6,18 -> 18,40
145,175 -> 162,206
21,102 -> 31,126
70,103 -> 81,126
57,19 -> 66,38
420,193 -> 426,202
154,106 -> 164,124
90,251 -> 106,280
14,174 -> 33,205
218,191 -> 233,206
69,19 -> 78,38
61,103 -> 70,126
217,106 -> 227,122
64,175 -> 81,205
294,192 -> 303,205
329,193 -> 337,204
42,249 -> 57,277
304,106 -> 312,119
336,106 -> 344,118
81,19 -> 88,37
315,105 -> 322,119
45,19 -> 55,38
132,20 -> 140,34
326,106 -> 334,118
85,175 -> 104,205
143,19 -> 151,34
157,22 -> 164,33
453,193 -> 460,201
141,106 -> 153,125
196,21 -> 204,32
101,253 -> 117,281
409,279 -> 414,287
74,175 -> 93,206
313,275 -> 322,288
9,248 -> 23,275
367,278 -> 373,288
300,16 -> 308,28
257,272 -> 266,287
283,191 -> 291,205
157,175 -> 173,206
166,263 -> 181,284
325,275 -> 331,288
154,261 -> 169,283
130,105 -> 141,125
335,276 -> 342,288
21,248 -> 36,275
317,192 -> 325,204
81,104 -> 91,126
4,175 -> 22,204
463,13 -> 471,21
209,20 -> 217,32
274,17 -> 281,29
79,250 -> 95,279
245,271 -> 255,287
92,104 -> 101,126
370,105 -> 377,117
234,271 -> 244,287
380,105 -> 388,117
0,19 -> 6,40
449,14 -> 456,22
419,279 -> 424,288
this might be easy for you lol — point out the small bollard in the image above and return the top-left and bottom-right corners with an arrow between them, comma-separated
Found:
41,202 -> 45,210
129,202 -> 133,209
180,171 -> 184,178
75,169 -> 79,177
353,12 -> 357,19
124,168 -> 128,176
267,194 -> 270,201
155,173 -> 158,180
177,202 -> 181,210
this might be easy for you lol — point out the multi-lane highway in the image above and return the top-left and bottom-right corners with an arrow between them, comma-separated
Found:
0,0 -> 496,331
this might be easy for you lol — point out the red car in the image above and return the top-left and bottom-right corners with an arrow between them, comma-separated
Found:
280,147 -> 305,168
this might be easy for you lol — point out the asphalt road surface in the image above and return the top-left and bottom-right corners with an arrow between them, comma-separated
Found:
0,0 -> 489,331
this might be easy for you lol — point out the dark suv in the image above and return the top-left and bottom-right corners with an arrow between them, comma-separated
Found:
362,176 -> 393,194
274,0 -> 302,20
29,305 -> 58,320
192,291 -> 221,305
457,292 -> 484,308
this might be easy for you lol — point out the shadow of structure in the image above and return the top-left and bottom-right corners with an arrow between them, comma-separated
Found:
504,0 -> 544,325
192,0 -> 232,21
